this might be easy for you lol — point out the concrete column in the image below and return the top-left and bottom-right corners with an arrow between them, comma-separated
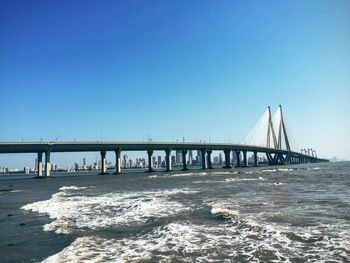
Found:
201,149 -> 207,169
45,151 -> 51,177
243,150 -> 248,166
253,151 -> 258,166
165,148 -> 172,171
236,151 -> 241,167
207,150 -> 213,169
115,149 -> 122,174
182,150 -> 188,170
37,152 -> 43,177
100,151 -> 107,174
147,150 -> 154,172
223,149 -> 231,168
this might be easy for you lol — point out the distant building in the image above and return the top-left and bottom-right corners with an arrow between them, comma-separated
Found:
213,156 -> 219,164
122,155 -> 128,168
196,150 -> 202,165
175,150 -> 182,165
188,150 -> 193,165
218,153 -> 223,165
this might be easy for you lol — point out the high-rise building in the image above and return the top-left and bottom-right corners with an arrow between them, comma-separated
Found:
122,155 -> 128,168
218,153 -> 223,165
157,156 -> 161,167
196,150 -> 202,165
188,150 -> 193,165
175,150 -> 182,165
213,156 -> 219,164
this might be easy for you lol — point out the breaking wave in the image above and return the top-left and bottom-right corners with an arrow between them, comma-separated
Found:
21,186 -> 195,234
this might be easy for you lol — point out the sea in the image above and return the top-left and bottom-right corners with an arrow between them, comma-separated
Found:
0,162 -> 349,262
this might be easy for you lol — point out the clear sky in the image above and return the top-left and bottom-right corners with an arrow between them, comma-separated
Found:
1,0 -> 349,168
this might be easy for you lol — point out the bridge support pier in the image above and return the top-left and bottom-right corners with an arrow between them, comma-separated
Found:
207,150 -> 213,169
45,151 -> 51,177
253,151 -> 258,166
100,151 -> 108,174
182,150 -> 188,170
223,149 -> 231,168
114,149 -> 121,174
37,152 -> 43,177
201,149 -> 207,169
243,150 -> 248,167
165,149 -> 172,172
235,151 -> 241,167
147,150 -> 154,172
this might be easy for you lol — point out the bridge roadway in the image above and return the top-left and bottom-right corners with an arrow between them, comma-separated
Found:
0,141 -> 328,177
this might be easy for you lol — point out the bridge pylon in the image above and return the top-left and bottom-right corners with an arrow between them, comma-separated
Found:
267,106 -> 278,148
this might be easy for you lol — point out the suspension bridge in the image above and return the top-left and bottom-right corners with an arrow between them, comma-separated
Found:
0,105 -> 328,177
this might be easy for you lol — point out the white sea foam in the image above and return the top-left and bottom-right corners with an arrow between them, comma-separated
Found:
208,200 -> 350,262
58,186 -> 88,190
272,182 -> 285,186
21,186 -> 194,234
278,168 -> 294,172
262,169 -> 278,173
225,177 -> 266,182
10,189 -> 25,193
40,196 -> 349,262
41,222 -> 249,262
43,218 -> 349,263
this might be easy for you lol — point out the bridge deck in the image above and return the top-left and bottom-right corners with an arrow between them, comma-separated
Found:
0,141 -> 327,161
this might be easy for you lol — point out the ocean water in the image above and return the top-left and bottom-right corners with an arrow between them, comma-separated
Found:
0,162 -> 349,262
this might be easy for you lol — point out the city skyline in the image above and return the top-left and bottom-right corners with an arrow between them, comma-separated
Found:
1,0 -> 350,169
1,149 -> 272,174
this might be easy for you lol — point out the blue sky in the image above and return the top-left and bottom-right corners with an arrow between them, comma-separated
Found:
1,0 -> 349,168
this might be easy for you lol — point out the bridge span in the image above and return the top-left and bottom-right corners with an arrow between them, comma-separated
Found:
0,141 -> 328,177
0,106 -> 328,177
